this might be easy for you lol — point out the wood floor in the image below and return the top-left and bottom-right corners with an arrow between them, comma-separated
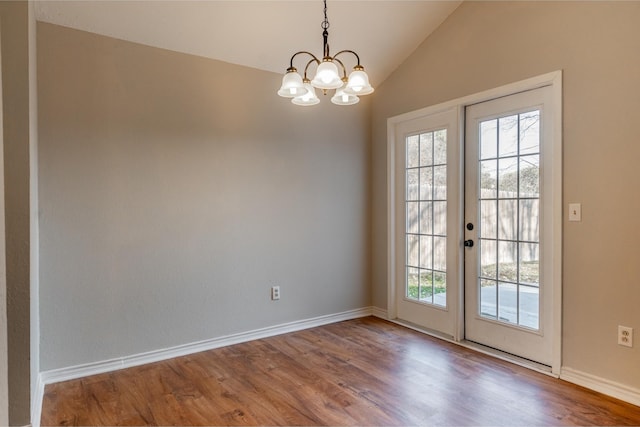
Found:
41,317 -> 640,426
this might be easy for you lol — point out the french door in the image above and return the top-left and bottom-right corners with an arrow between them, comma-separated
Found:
389,72 -> 561,370
464,86 -> 558,366
392,108 -> 460,338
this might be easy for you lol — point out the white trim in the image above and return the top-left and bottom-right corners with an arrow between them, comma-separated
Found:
386,120 -> 397,320
371,306 -> 388,320
28,1 -> 41,426
561,367 -> 640,407
387,71 -> 563,374
39,307 -> 373,386
388,71 -> 561,126
30,375 -> 43,427
549,73 -> 563,376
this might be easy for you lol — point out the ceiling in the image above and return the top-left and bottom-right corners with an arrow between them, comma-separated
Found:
34,1 -> 462,87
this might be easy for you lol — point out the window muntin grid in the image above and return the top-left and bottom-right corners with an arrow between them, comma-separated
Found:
477,111 -> 540,330
405,129 -> 447,307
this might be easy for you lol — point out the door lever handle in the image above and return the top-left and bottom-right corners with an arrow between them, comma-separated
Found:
464,239 -> 474,248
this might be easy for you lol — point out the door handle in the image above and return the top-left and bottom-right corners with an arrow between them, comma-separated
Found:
464,239 -> 474,248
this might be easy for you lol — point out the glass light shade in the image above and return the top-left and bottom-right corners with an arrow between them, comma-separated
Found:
277,70 -> 307,98
310,60 -> 343,90
344,69 -> 374,95
292,83 -> 320,106
331,84 -> 359,106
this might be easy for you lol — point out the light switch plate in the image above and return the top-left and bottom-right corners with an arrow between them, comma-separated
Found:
569,203 -> 581,222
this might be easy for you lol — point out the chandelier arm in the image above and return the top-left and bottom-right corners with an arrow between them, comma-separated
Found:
332,50 -> 362,67
288,51 -> 321,70
302,58 -> 320,80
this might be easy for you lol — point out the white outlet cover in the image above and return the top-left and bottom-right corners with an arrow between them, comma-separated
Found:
618,325 -> 633,348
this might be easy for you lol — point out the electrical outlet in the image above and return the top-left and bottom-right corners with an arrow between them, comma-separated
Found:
618,326 -> 633,348
271,286 -> 280,301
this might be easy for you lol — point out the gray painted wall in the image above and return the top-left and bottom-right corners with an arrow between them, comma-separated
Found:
0,20 -> 9,425
38,23 -> 371,371
371,1 -> 640,390
28,1 -> 640,419
0,1 -> 32,425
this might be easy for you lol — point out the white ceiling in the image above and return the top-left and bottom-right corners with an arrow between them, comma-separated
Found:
34,1 -> 462,86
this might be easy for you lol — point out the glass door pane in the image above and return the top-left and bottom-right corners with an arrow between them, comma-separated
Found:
405,129 -> 447,307
477,111 -> 541,330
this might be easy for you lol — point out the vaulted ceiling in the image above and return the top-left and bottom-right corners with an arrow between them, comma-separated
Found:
34,1 -> 462,86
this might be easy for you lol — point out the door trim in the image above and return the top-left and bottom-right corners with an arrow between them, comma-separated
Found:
387,70 -> 562,374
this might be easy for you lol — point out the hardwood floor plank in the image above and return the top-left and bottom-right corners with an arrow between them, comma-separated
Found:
41,317 -> 640,426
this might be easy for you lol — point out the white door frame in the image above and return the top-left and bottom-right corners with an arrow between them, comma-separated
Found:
387,71 -> 562,374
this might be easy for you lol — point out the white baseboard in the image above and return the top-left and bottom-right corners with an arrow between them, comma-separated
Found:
371,306 -> 388,319
38,306 -> 374,388
561,367 -> 640,407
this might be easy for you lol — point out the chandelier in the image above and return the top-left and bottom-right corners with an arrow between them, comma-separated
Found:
277,0 -> 374,106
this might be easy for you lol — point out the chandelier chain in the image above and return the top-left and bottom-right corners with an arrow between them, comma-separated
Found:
321,0 -> 330,30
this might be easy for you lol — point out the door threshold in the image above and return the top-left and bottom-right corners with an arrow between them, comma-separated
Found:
458,340 -> 558,378
389,318 -> 455,342
389,318 -> 558,379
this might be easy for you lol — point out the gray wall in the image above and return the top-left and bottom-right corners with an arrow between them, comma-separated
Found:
0,1 -> 32,425
371,1 -> 640,389
38,22 -> 371,371
0,20 -> 8,425
34,0 -> 640,413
